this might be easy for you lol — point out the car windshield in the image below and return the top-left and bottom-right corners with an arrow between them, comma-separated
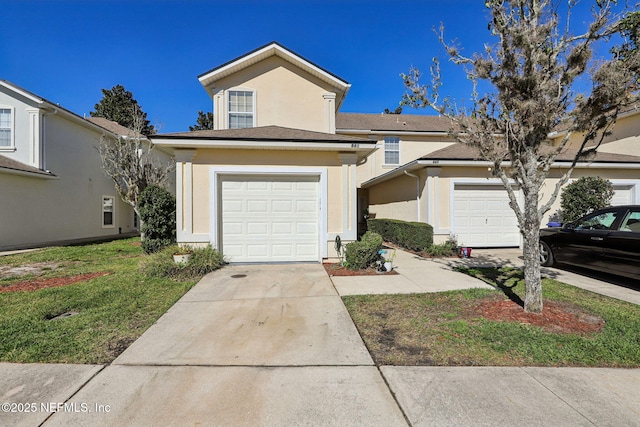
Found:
575,211 -> 618,230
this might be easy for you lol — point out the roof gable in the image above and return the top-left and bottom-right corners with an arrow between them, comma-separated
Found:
198,42 -> 350,108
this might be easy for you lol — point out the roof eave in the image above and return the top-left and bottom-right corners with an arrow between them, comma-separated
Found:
0,167 -> 58,179
151,137 -> 376,152
362,158 -> 640,188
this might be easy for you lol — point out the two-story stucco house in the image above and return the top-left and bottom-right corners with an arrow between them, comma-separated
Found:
0,80 -> 141,250
150,42 -> 376,263
150,42 -> 639,260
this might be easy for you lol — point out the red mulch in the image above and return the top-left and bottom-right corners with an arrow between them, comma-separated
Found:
323,263 -> 399,276
475,298 -> 605,335
0,272 -> 111,293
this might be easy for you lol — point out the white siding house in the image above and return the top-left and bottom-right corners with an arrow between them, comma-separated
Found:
0,80 -> 139,250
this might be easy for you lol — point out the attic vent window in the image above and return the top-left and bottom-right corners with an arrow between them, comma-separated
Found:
228,90 -> 254,129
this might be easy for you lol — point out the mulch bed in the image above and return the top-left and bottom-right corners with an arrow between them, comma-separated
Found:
0,272 -> 111,293
323,263 -> 399,276
474,298 -> 605,335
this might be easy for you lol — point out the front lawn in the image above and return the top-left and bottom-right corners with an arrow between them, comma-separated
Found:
0,238 -> 211,364
343,268 -> 640,367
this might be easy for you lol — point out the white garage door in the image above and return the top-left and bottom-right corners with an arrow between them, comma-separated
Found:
454,185 -> 521,247
220,175 -> 319,262
611,185 -> 634,206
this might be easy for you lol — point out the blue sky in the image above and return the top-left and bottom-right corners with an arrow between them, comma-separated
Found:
1,0 -> 622,133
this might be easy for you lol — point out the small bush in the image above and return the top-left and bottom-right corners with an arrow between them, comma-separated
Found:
344,232 -> 383,271
142,244 -> 225,279
423,235 -> 459,257
138,185 -> 176,254
560,177 -> 614,223
367,218 -> 433,251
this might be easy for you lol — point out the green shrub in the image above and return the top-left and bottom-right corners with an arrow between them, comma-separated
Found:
560,177 -> 614,223
422,235 -> 459,257
344,231 -> 383,270
141,244 -> 225,280
138,185 -> 176,254
367,218 -> 433,251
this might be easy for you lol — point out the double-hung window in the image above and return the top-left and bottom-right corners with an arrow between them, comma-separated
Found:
0,108 -> 13,148
102,196 -> 115,228
384,136 -> 400,165
228,90 -> 254,129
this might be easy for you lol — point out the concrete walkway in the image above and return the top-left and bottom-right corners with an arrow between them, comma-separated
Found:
1,253 -> 639,426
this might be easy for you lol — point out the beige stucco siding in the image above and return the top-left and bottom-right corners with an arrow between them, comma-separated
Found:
352,133 -> 454,185
366,162 -> 640,246
179,148 -> 356,258
211,56 -> 338,133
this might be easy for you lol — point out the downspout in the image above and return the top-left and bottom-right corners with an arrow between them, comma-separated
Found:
404,170 -> 420,222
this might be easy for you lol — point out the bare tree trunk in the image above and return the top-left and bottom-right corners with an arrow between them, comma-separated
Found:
521,152 -> 543,313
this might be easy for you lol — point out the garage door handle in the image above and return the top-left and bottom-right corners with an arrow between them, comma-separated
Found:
590,237 -> 604,241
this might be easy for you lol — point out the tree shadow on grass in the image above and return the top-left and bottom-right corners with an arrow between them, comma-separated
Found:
459,267 -> 525,308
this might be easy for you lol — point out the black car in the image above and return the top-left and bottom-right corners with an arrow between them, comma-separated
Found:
539,205 -> 640,281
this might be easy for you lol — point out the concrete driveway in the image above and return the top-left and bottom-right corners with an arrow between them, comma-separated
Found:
40,263 -> 407,426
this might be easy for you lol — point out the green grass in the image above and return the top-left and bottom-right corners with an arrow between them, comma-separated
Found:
0,238 -> 219,364
343,268 -> 640,367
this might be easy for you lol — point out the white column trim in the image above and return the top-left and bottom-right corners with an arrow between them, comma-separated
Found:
323,92 -> 336,134
338,153 -> 358,241
174,150 -> 197,242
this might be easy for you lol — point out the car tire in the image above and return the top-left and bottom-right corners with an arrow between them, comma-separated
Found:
540,241 -> 555,267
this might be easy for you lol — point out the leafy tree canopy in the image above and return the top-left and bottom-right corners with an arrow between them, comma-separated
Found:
91,84 -> 155,135
189,111 -> 214,131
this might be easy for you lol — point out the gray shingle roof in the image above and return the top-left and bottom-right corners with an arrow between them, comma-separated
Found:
0,154 -> 55,177
85,117 -> 139,137
420,143 -> 640,163
336,113 -> 452,133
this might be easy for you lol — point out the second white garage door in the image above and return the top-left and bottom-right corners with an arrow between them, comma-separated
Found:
220,175 -> 319,262
453,184 -> 521,247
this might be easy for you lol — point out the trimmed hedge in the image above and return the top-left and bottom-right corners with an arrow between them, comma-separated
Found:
367,218 -> 433,252
344,231 -> 383,271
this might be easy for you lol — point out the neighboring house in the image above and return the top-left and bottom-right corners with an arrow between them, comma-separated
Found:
339,110 -> 640,248
151,42 -> 376,262
0,80 -> 140,251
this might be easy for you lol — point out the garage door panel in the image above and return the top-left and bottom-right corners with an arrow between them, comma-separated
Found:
220,175 -> 319,262
247,245 -> 269,257
297,200 -> 317,212
272,200 -> 293,213
297,222 -> 317,235
223,222 -> 243,235
247,181 -> 268,191
223,200 -> 243,213
272,222 -> 293,235
246,222 -> 268,235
